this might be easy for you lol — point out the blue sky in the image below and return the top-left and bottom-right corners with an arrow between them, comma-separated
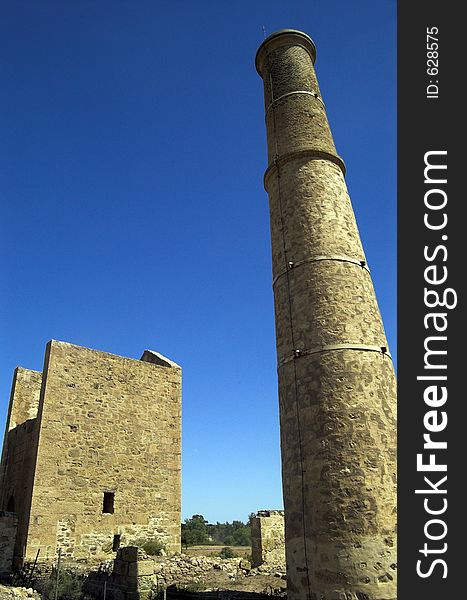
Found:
0,0 -> 396,523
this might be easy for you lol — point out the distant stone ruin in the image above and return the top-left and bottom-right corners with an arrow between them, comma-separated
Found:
0,340 -> 182,569
250,510 -> 285,570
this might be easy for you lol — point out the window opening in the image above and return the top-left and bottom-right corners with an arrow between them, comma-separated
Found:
103,491 -> 115,514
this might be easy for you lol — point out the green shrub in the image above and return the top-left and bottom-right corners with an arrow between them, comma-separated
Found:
218,546 -> 236,559
41,570 -> 84,600
136,537 -> 166,556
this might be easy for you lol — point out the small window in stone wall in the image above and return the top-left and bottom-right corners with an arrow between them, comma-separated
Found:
103,491 -> 115,514
6,495 -> 15,512
113,534 -> 121,552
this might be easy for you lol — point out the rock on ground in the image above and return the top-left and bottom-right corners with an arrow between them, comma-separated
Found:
0,585 -> 41,600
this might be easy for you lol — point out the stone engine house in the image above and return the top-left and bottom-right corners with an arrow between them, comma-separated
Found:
0,340 -> 181,567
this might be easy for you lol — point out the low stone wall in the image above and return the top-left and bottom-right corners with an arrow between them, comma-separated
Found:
0,511 -> 18,578
84,548 -> 248,600
152,554 -> 242,589
20,547 -> 286,600
250,511 -> 285,570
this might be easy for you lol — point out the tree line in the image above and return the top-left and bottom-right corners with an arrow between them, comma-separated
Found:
181,514 -> 252,547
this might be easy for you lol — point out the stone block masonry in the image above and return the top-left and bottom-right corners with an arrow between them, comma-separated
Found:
95,546 -> 154,600
0,511 -> 18,577
0,368 -> 43,570
250,510 -> 285,570
0,341 -> 182,568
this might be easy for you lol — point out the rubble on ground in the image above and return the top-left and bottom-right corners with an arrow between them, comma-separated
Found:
0,585 -> 41,600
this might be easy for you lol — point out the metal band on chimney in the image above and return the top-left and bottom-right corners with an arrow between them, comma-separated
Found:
278,344 -> 393,368
272,254 -> 370,287
264,149 -> 346,191
265,90 -> 325,117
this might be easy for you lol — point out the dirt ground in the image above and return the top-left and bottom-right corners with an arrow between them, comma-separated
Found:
171,548 -> 286,595
188,571 -> 286,595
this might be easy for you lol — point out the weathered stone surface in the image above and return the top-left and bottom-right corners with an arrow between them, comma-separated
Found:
0,370 -> 43,568
0,341 -> 182,567
0,511 -> 18,577
251,510 -> 285,570
3,369 -> 42,432
256,30 -> 397,600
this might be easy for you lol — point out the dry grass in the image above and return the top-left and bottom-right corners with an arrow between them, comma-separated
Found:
184,545 -> 251,559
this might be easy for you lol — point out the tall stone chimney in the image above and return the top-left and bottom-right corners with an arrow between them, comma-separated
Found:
255,30 -> 397,600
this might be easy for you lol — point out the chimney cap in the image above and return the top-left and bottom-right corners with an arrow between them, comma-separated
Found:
255,29 -> 316,76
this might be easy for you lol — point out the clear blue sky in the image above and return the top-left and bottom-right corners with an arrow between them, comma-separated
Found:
0,0 -> 396,523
